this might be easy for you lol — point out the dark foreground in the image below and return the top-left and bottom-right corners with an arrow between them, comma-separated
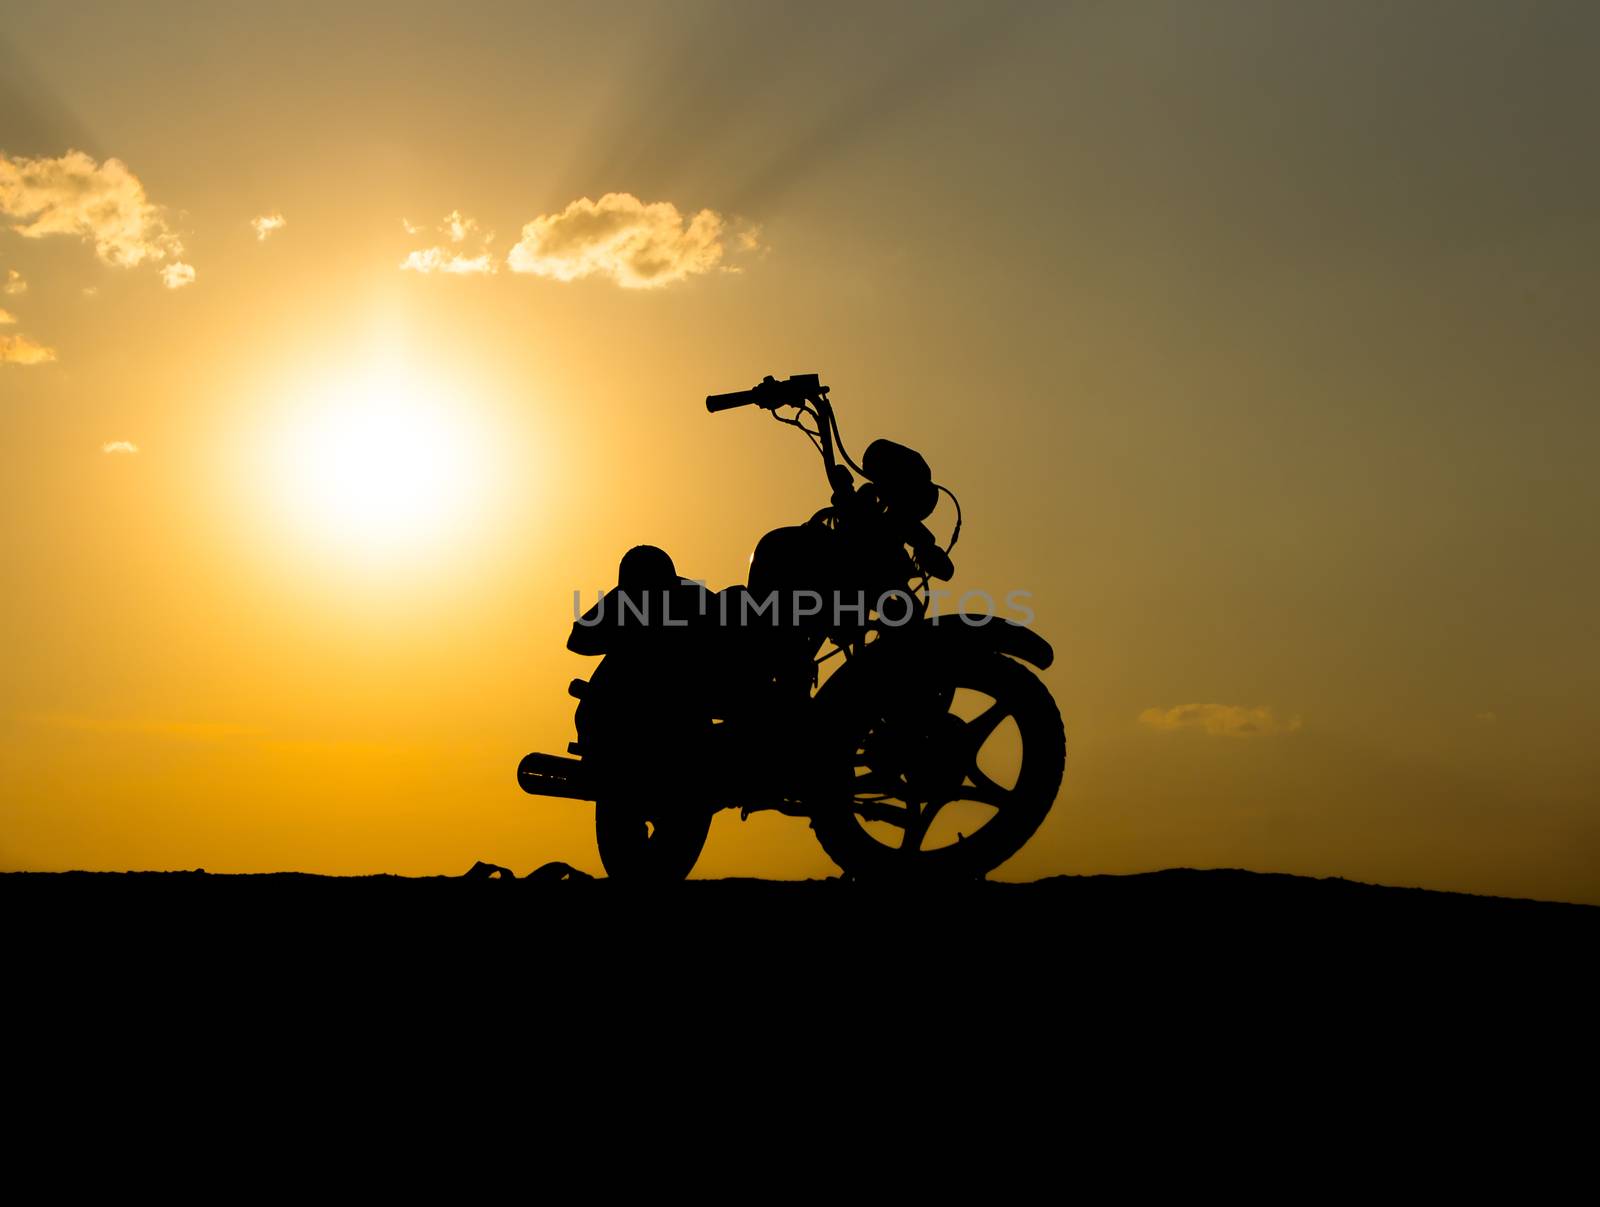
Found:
10,868 -> 1592,1084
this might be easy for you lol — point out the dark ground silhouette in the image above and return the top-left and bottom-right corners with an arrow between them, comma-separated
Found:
11,867 -> 1591,1069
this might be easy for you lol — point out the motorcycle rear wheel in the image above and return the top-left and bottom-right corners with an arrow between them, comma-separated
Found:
594,798 -> 713,883
812,649 -> 1065,881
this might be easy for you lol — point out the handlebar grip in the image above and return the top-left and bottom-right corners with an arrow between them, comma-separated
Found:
706,390 -> 758,413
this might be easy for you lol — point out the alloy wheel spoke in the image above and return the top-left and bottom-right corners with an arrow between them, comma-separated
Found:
900,799 -> 935,852
855,797 -> 914,827
959,765 -> 1012,809
851,769 -> 905,795
964,699 -> 1011,751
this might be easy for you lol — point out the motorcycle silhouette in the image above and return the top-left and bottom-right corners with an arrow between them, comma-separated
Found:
518,374 -> 1065,881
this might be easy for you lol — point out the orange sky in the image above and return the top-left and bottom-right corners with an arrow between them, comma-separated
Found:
2,2 -> 1597,901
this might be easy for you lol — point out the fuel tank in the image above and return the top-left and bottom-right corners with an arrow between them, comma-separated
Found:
748,521 -> 845,613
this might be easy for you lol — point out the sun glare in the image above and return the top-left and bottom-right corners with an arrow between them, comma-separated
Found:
271,362 -> 489,557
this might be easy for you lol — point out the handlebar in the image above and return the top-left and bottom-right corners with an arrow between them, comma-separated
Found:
705,373 -> 824,414
706,389 -> 761,413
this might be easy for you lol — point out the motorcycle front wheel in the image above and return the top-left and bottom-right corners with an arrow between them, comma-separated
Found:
594,797 -> 713,883
812,649 -> 1065,881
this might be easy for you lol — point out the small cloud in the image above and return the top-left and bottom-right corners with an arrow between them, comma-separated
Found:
0,307 -> 13,324
736,224 -> 765,252
81,286 -> 98,298
506,192 -> 743,289
401,217 -> 424,235
1,150 -> 185,277
400,211 -> 496,275
161,261 -> 196,289
1475,711 -> 1498,724
1139,703 -> 1303,738
399,247 -> 496,275
1,333 -> 56,365
102,440 -> 139,454
4,268 -> 25,294
251,212 -> 286,241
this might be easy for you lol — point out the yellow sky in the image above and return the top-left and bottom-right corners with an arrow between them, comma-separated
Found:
2,1 -> 1597,901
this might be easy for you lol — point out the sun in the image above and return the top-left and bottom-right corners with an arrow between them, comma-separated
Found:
270,360 -> 489,557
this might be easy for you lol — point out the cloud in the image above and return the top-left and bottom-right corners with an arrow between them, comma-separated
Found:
1,332 -> 56,365
0,150 -> 183,269
4,268 -> 24,294
399,211 -> 496,275
0,307 -> 13,324
1139,703 -> 1303,738
399,247 -> 496,275
506,193 -> 733,288
161,261 -> 196,289
401,217 -> 424,235
102,440 -> 138,454
251,212 -> 286,241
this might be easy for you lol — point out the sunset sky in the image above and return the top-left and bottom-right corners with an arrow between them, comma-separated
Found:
3,1 -> 1596,902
